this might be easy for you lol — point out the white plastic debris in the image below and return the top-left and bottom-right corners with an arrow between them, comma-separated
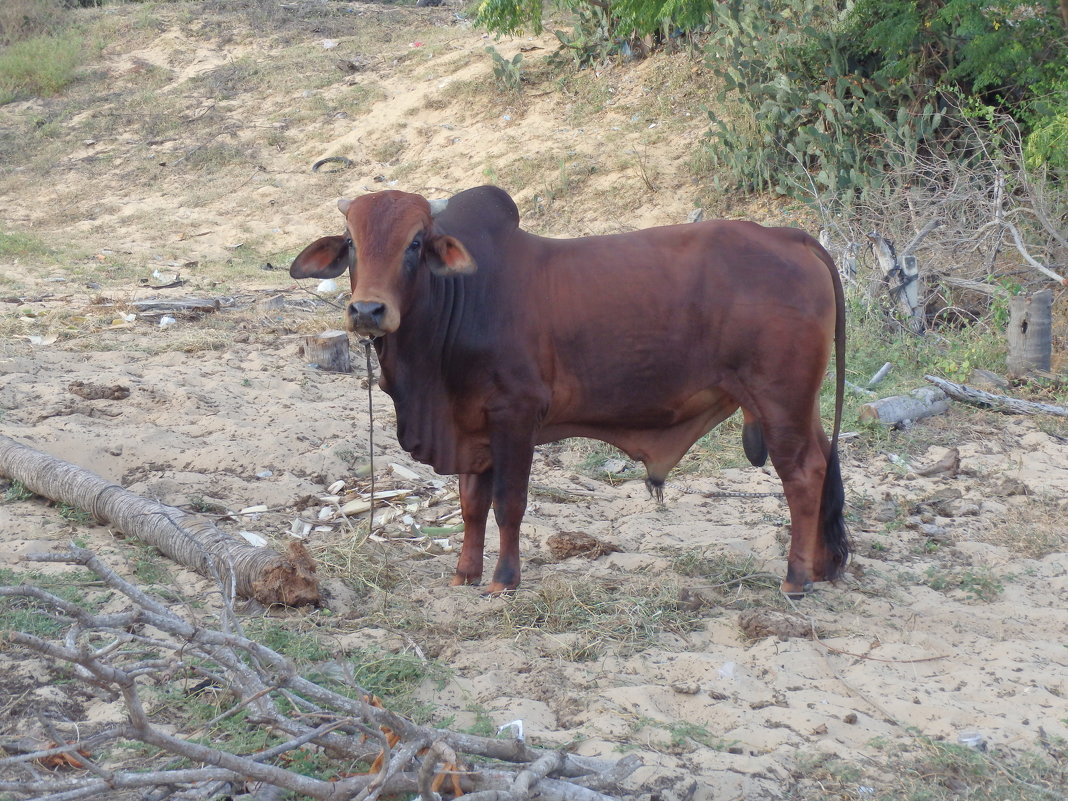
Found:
321,39 -> 339,49
497,720 -> 524,741
159,315 -> 177,328
240,505 -> 269,515
389,463 -> 421,481
238,531 -> 268,547
256,469 -> 273,479
717,661 -> 736,679
328,480 -> 346,495
317,278 -> 338,293
290,519 -> 312,539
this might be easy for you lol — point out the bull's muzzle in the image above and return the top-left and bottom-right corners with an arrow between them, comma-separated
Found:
348,301 -> 387,336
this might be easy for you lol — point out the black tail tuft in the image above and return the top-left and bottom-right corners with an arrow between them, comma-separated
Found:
645,476 -> 665,504
820,448 -> 851,579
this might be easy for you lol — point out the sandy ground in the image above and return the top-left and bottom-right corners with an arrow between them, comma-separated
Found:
1,4 -> 1067,799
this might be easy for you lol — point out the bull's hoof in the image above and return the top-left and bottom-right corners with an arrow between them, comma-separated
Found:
780,579 -> 814,601
450,572 -> 481,587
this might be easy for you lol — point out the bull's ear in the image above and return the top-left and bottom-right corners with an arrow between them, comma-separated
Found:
290,236 -> 351,279
426,234 -> 476,276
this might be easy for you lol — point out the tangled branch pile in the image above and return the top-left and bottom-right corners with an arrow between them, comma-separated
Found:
0,548 -> 640,801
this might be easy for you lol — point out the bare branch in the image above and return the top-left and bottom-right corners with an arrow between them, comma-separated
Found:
0,549 -> 641,801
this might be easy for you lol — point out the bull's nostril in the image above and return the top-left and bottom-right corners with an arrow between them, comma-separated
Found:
351,301 -> 386,320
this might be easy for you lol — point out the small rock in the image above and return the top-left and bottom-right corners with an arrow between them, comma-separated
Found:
872,495 -> 899,522
546,531 -> 621,560
843,712 -> 858,724
738,610 -> 812,640
670,682 -> 700,695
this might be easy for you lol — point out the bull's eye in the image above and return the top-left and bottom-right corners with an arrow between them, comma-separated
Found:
407,237 -> 421,253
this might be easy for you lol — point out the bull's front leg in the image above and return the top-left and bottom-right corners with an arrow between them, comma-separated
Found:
484,429 -> 536,596
451,471 -> 493,586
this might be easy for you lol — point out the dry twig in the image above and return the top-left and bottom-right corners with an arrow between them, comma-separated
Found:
0,548 -> 640,801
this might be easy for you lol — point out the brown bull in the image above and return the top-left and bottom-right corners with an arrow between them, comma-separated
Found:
290,185 -> 849,596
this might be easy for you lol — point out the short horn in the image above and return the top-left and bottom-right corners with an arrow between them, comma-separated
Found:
428,197 -> 449,217
337,197 -> 352,214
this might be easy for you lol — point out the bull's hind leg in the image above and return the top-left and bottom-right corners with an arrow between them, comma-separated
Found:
452,471 -> 493,586
762,418 -> 834,597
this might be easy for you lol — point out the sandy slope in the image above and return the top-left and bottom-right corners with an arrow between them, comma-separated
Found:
1,5 -> 1066,799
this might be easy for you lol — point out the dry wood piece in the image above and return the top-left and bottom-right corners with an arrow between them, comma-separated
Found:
924,375 -> 1068,417
858,386 -> 950,425
0,435 -> 320,607
0,548 -> 641,801
130,297 -> 221,316
1006,290 -> 1053,378
301,329 -> 352,373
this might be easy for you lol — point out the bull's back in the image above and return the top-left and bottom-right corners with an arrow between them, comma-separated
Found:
513,221 -> 837,423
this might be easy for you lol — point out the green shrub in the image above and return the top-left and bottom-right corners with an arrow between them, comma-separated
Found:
700,0 -> 1068,209
0,30 -> 85,103
0,0 -> 68,47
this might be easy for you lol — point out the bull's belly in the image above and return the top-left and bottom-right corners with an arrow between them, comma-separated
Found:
537,386 -> 740,467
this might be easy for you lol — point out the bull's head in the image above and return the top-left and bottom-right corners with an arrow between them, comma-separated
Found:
289,190 -> 476,337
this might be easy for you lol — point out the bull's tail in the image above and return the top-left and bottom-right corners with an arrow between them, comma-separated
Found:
820,447 -> 850,579
816,238 -> 851,580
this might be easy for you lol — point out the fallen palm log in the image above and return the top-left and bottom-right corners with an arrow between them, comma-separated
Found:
924,375 -> 1068,417
0,548 -> 641,801
0,435 -> 319,606
858,386 -> 950,425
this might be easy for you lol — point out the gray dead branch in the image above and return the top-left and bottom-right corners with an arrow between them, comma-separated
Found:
0,548 -> 640,801
129,297 -> 223,317
858,386 -> 950,426
924,375 -> 1068,417
866,222 -> 939,334
0,435 -> 320,607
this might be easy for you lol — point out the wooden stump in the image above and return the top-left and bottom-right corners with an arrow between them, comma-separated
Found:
1006,290 -> 1053,378
302,330 -> 351,373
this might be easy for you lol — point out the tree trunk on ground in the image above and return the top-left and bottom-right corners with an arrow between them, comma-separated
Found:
0,435 -> 320,607
1006,290 -> 1053,378
858,386 -> 950,425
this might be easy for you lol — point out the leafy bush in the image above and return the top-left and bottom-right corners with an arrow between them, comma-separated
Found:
0,29 -> 85,103
700,0 -> 1068,208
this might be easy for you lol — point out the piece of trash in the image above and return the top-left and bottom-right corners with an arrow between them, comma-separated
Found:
255,470 -> 273,479
497,720 -> 524,741
410,41 -> 424,47
19,334 -> 58,346
317,278 -> 338,293
159,315 -> 176,328
240,505 -> 269,515
717,661 -> 736,679
290,519 -> 312,539
238,531 -> 268,547
390,463 -> 421,481
321,39 -> 338,49
602,457 -> 629,474
957,731 -> 987,751
433,538 -> 453,552
328,480 -> 346,494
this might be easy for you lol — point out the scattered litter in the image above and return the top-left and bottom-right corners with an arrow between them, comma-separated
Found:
238,531 -> 268,547
321,39 -> 338,49
328,480 -> 346,494
317,279 -> 338,293
255,469 -> 273,479
957,731 -> 986,750
159,315 -> 177,328
389,463 -> 420,481
290,519 -> 312,539
19,334 -> 58,346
